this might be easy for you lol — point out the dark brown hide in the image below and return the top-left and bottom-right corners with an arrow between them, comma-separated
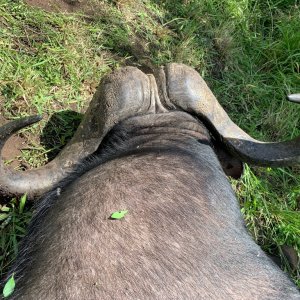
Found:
6,113 -> 299,300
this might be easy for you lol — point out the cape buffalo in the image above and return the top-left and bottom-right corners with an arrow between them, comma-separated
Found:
1,64 -> 299,299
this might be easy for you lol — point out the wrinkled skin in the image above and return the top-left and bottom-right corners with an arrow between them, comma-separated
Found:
1,65 -> 300,299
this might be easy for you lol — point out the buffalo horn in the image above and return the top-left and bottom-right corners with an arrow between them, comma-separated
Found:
164,63 -> 300,167
0,67 -> 152,198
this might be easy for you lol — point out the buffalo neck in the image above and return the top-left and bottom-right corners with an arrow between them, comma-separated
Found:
96,111 -> 212,159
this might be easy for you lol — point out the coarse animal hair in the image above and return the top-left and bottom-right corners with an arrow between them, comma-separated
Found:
3,112 -> 300,299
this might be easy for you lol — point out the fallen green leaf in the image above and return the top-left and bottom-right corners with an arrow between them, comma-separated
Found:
110,210 -> 128,220
3,273 -> 15,298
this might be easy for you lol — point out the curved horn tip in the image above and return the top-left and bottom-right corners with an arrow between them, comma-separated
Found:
9,115 -> 43,127
287,94 -> 300,103
0,115 -> 43,140
22,115 -> 43,123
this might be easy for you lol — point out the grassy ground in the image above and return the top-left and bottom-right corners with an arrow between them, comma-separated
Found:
0,0 -> 299,287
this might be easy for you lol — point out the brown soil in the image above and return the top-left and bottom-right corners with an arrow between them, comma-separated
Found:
25,0 -> 100,15
0,115 -> 29,169
25,0 -> 83,13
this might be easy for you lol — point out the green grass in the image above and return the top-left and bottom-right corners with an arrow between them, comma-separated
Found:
0,0 -> 299,286
0,195 -> 32,275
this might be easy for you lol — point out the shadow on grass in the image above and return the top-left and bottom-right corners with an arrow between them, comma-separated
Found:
40,110 -> 83,161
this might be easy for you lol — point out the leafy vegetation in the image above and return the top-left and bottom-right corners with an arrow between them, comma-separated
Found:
0,0 -> 299,286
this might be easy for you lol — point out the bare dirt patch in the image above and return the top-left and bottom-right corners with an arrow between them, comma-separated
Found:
25,0 -> 102,15
25,0 -> 83,13
0,115 -> 29,169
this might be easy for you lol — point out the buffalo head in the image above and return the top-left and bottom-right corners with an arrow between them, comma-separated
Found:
0,63 -> 299,198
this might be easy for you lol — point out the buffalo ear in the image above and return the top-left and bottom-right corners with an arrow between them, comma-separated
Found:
213,140 -> 244,179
